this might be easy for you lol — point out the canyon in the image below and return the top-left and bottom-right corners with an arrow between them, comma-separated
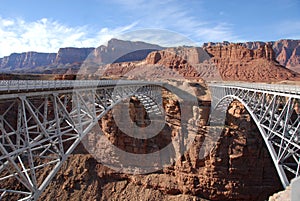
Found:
34,83 -> 283,201
1,38 -> 299,200
203,39 -> 300,73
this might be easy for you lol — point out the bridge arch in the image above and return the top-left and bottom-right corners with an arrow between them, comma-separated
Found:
0,80 -> 200,200
209,83 -> 300,188
211,94 -> 288,186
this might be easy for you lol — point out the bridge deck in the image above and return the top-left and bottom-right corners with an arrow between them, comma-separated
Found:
0,80 -> 162,94
209,81 -> 300,95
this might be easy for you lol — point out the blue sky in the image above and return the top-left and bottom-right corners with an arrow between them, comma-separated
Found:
0,0 -> 299,57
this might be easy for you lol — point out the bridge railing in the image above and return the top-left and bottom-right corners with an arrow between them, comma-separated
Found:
209,82 -> 300,95
0,80 -> 158,92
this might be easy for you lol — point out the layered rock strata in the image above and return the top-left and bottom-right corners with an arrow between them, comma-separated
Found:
204,43 -> 299,81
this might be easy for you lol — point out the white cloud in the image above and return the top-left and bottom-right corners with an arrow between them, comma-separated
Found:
1,19 -> 14,27
0,0 -> 240,57
0,17 -> 138,57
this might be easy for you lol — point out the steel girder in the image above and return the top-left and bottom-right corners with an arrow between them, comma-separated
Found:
209,83 -> 300,188
0,81 -> 163,200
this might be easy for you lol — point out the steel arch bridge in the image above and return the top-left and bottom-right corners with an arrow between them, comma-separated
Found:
0,80 -> 169,200
1,80 -> 300,200
209,82 -> 300,188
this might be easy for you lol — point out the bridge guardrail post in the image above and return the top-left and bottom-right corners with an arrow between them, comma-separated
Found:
7,80 -> 10,92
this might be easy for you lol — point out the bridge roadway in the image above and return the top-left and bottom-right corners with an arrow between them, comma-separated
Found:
0,79 -> 169,200
0,80 -> 299,200
0,80 -> 160,93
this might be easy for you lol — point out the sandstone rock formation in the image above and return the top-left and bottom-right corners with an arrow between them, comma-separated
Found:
0,52 -> 56,71
92,38 -> 164,64
144,49 -> 203,79
204,43 -> 300,81
0,39 -> 163,74
204,39 -> 300,73
87,46 -> 220,81
55,47 -> 95,64
83,43 -> 299,82
0,48 -> 94,73
1,39 -> 300,83
273,39 -> 300,72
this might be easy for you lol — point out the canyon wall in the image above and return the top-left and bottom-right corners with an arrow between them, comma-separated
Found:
204,43 -> 299,81
1,39 -> 299,81
92,38 -> 163,64
0,48 -> 94,73
0,52 -> 56,71
55,47 -> 95,64
204,39 -> 300,73
0,39 -> 163,73
35,82 -> 283,201
91,43 -> 299,82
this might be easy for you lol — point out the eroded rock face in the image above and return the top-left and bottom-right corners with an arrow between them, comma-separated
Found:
145,49 -> 202,79
274,40 -> 300,72
204,43 -> 300,81
0,52 -> 56,71
55,47 -> 95,64
0,48 -> 95,73
195,100 -> 282,200
206,39 -> 300,73
91,38 -> 164,65
98,44 -> 298,82
0,39 -> 163,73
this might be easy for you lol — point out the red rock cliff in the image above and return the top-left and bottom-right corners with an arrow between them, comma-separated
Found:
0,52 -> 56,71
204,43 -> 300,81
220,39 -> 300,73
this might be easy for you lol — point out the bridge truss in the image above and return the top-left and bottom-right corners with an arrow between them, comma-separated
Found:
209,82 -> 300,188
0,80 -> 163,200
1,80 -> 299,199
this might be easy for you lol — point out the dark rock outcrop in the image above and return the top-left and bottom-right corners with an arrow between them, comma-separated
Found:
54,47 -> 95,64
89,38 -> 163,64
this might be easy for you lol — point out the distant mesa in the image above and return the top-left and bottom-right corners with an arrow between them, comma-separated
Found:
92,38 -> 164,64
55,47 -> 95,64
0,38 -> 300,82
0,52 -> 57,71
0,38 -> 164,74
